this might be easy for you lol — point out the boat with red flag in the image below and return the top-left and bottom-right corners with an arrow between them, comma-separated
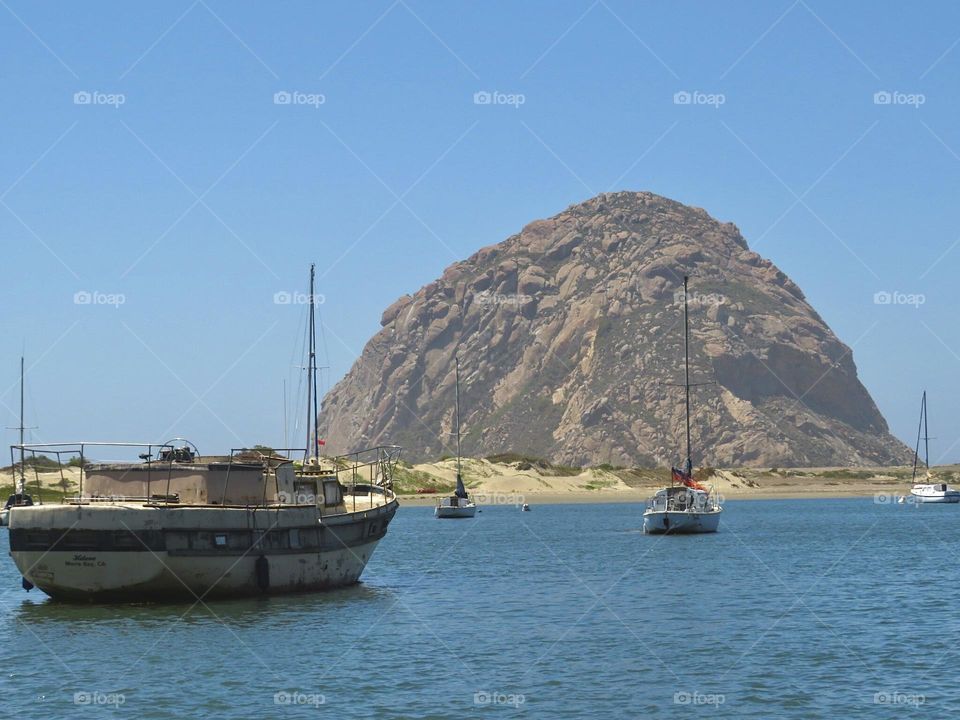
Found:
643,276 -> 722,534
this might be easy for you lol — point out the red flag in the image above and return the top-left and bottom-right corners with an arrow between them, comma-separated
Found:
672,466 -> 707,491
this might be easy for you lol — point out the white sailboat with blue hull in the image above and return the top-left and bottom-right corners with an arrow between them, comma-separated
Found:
436,356 -> 476,519
643,276 -> 722,534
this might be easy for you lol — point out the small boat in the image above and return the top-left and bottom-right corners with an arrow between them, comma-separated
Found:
521,503 -> 530,512
643,276 -> 722,534
436,356 -> 476,519
908,391 -> 959,504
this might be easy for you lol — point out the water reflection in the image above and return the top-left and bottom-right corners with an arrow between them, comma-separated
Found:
5,581 -> 396,627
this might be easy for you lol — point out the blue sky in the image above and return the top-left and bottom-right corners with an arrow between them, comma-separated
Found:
1,1 -> 959,463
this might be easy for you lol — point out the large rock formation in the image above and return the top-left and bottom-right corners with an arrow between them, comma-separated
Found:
318,192 -> 912,467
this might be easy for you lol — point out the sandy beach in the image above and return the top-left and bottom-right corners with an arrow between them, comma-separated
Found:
395,459 -> 960,505
6,461 -> 957,506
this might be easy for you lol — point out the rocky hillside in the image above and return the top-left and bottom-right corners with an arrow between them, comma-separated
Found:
318,192 -> 912,467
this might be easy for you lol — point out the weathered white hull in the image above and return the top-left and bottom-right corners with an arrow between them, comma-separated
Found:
435,504 -> 476,519
8,500 -> 398,602
642,509 -> 721,534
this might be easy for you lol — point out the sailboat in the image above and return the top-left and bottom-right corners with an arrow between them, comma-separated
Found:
643,277 -> 722,534
435,356 -> 477,519
2,357 -> 35,527
908,391 -> 959,503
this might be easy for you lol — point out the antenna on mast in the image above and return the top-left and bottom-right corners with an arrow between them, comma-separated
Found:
6,357 -> 37,489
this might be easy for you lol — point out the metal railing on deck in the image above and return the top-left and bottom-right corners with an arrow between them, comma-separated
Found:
8,441 -> 177,505
7,442 -> 403,511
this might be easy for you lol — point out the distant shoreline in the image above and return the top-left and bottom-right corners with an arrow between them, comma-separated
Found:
392,459 -> 951,506
397,488 -> 899,506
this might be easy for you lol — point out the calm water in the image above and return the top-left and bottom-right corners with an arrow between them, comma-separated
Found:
1,499 -> 957,718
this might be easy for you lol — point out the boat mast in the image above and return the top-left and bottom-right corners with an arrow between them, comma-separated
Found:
455,355 -> 462,481
18,356 -> 25,488
923,390 -> 930,471
304,264 -> 318,462
683,276 -> 692,476
912,391 -> 925,482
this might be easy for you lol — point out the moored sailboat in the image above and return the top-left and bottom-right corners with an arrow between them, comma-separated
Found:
436,356 -> 476,519
643,276 -> 722,534
908,391 -> 959,504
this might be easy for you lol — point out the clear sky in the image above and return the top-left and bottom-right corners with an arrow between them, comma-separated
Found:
1,1 -> 959,463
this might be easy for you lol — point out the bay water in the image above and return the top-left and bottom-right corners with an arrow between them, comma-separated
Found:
1,498 -> 955,718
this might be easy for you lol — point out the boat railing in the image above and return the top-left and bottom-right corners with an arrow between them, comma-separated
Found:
8,441 -> 403,511
646,490 -> 721,513
332,445 -> 402,512
8,441 -> 178,506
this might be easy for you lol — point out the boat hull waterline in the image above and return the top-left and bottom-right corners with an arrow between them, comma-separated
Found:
434,504 -> 476,519
642,509 -> 721,534
909,490 -> 960,504
9,500 -> 398,602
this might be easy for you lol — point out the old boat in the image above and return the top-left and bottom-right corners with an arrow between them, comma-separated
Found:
435,356 -> 476,519
6,265 -> 402,601
908,391 -> 959,504
643,276 -> 722,534
7,441 -> 400,601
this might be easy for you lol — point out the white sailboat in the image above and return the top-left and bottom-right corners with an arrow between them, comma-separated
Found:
643,276 -> 722,534
435,356 -> 476,519
908,391 -> 959,504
